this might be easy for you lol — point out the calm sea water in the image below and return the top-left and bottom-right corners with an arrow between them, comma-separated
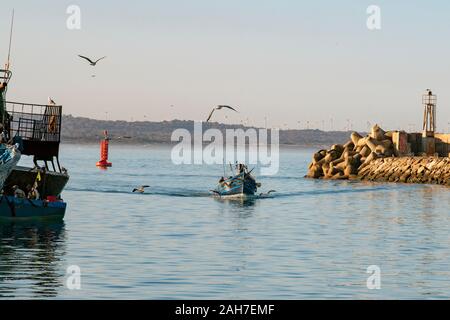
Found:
1,144 -> 450,299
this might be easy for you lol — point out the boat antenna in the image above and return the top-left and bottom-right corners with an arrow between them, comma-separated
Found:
5,9 -> 15,71
222,156 -> 226,177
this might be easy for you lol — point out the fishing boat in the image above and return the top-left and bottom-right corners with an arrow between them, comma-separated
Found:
1,66 -> 69,220
211,163 -> 259,198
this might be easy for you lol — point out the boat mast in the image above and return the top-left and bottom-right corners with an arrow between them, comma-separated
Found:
1,10 -> 14,127
6,9 -> 14,71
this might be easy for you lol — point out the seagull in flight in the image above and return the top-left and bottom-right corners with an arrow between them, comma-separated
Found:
132,185 -> 150,193
206,105 -> 238,122
259,190 -> 276,197
78,55 -> 107,66
48,97 -> 56,105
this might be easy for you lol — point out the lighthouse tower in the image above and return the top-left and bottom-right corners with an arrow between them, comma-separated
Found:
422,89 -> 437,155
96,130 -> 112,168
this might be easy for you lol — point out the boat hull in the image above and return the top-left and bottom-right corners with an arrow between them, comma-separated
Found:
0,196 -> 66,220
4,166 -> 69,197
214,173 -> 258,197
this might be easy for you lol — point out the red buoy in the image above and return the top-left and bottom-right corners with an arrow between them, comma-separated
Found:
96,130 -> 112,168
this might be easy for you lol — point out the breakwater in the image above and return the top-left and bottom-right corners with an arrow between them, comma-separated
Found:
358,157 -> 450,185
307,124 -> 450,185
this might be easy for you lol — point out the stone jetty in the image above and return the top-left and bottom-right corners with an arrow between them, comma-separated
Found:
359,157 -> 450,185
307,124 -> 450,186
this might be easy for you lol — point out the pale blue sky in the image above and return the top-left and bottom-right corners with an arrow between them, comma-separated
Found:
1,0 -> 450,131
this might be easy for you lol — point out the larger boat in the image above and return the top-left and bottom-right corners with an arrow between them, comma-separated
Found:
1,67 -> 69,220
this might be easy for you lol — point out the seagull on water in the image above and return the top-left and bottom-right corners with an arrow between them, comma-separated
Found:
132,185 -> 150,193
78,55 -> 107,66
206,105 -> 238,122
48,97 -> 56,105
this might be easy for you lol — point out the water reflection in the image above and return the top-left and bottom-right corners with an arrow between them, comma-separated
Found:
0,221 -> 66,298
213,196 -> 257,208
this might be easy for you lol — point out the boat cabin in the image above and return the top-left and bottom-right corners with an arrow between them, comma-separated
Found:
1,69 -> 63,173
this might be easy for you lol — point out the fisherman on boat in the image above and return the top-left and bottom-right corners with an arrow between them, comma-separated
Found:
12,185 -> 25,198
0,124 -> 6,143
26,183 -> 40,200
0,81 -> 6,95
0,81 -> 8,124
218,176 -> 231,189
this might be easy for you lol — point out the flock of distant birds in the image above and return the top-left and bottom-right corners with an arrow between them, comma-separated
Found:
49,55 -> 272,197
49,54 -> 240,122
77,54 -> 240,123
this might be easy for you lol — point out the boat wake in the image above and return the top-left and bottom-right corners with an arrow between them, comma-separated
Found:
271,185 -> 391,198
66,187 -> 210,198
66,184 -> 390,200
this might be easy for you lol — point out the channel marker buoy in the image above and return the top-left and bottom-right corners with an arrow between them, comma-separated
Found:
96,130 -> 112,168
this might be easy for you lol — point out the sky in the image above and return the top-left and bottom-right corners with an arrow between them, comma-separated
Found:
1,0 -> 450,132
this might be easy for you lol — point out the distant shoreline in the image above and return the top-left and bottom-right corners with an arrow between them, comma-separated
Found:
61,115 -> 355,149
60,139 -> 328,149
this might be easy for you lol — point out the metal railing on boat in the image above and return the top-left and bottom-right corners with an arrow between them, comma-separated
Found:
4,100 -> 63,172
5,101 -> 62,143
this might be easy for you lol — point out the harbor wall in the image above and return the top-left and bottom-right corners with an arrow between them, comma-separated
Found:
306,125 -> 450,186
435,133 -> 450,156
407,132 -> 450,156
358,157 -> 450,185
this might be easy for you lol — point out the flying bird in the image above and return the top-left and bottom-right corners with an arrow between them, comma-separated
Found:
78,55 -> 107,66
48,97 -> 56,105
259,190 -> 276,197
206,105 -> 238,122
132,185 -> 150,193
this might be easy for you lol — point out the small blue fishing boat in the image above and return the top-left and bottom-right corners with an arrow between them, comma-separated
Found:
211,164 -> 259,198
